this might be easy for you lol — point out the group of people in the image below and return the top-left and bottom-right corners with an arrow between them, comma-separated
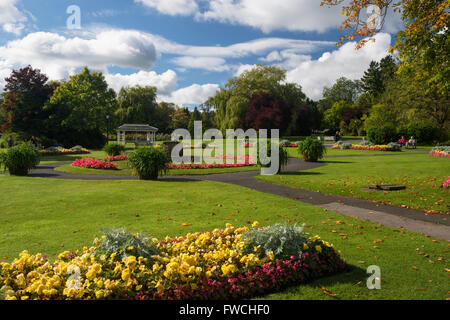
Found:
334,131 -> 343,142
397,136 -> 416,148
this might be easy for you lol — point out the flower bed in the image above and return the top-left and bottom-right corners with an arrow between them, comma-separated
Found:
429,147 -> 450,158
72,158 -> 118,170
167,155 -> 257,169
40,148 -> 90,156
0,223 -> 346,300
104,155 -> 128,162
332,144 -> 397,151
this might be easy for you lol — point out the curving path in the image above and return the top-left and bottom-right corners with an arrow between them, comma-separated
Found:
20,157 -> 450,240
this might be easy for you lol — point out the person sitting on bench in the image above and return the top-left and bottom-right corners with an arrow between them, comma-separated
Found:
397,136 -> 406,147
406,136 -> 416,149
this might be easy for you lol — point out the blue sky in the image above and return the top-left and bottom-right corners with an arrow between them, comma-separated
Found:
0,0 -> 402,106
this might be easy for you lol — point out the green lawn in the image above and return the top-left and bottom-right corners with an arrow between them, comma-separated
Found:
285,146 -> 430,158
0,175 -> 448,299
258,153 -> 449,213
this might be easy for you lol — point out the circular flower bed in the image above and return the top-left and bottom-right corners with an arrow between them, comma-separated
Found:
72,158 -> 118,170
429,147 -> 449,158
0,223 -> 346,300
166,155 -> 257,169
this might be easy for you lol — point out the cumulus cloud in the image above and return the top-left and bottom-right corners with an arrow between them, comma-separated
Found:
159,83 -> 220,105
0,30 -> 158,80
286,33 -> 392,100
0,0 -> 27,35
135,0 -> 199,16
105,70 -> 178,94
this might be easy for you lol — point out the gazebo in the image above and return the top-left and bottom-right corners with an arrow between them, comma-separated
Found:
116,124 -> 158,145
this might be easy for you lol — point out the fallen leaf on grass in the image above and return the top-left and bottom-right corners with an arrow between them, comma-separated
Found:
181,223 -> 192,226
321,286 -> 337,297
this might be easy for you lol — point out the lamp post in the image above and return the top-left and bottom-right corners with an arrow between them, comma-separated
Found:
106,115 -> 110,141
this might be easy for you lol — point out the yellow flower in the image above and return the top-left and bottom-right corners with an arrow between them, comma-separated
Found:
124,256 -> 137,270
303,243 -> 309,250
190,283 -> 198,290
315,245 -> 322,253
121,269 -> 130,281
95,290 -> 104,299
252,221 -> 259,228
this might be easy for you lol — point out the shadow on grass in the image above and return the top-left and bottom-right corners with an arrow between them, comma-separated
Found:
303,264 -> 368,299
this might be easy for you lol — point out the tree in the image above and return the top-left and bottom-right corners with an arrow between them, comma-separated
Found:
290,100 -> 322,136
323,100 -> 352,132
321,0 -> 449,93
170,107 -> 190,130
116,86 -> 158,125
154,102 -> 176,133
188,107 -> 202,134
240,91 -> 290,131
319,77 -> 362,111
208,65 -> 308,134
1,66 -> 55,137
361,55 -> 397,98
44,67 -> 117,148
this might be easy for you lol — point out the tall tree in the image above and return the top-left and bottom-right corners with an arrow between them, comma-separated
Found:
1,66 -> 54,137
170,107 -> 190,130
361,55 -> 397,98
44,67 -> 117,148
319,77 -> 362,111
116,85 -> 158,124
188,107 -> 202,134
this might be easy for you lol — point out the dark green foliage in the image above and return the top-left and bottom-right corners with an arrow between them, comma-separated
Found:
94,229 -> 160,266
0,143 -> 40,176
366,124 -> 397,145
104,143 -> 126,156
128,147 -> 170,180
396,122 -> 441,144
298,137 -> 326,162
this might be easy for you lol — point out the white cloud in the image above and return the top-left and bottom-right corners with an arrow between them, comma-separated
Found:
135,0 -> 199,16
286,33 -> 392,100
105,70 -> 177,95
171,56 -> 229,72
159,83 -> 220,105
0,30 -> 158,80
197,0 -> 343,33
0,0 -> 27,35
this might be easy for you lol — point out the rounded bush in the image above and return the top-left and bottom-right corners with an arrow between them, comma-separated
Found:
298,137 -> 326,162
128,146 -> 170,180
258,142 -> 289,174
0,143 -> 40,176
104,143 -> 126,156
366,124 -> 397,145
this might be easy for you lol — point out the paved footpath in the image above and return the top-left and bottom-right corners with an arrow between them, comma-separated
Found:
27,156 -> 450,240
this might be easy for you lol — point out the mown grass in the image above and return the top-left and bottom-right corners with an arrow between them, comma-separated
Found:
0,175 -> 448,300
258,153 -> 449,213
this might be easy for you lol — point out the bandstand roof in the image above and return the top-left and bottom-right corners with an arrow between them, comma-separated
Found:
117,124 -> 158,132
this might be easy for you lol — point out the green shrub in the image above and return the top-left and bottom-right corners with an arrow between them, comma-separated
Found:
0,143 -> 40,176
104,143 -> 126,156
298,137 -> 326,162
341,143 -> 352,150
128,146 -> 170,180
258,142 -> 288,174
241,223 -> 309,260
366,124 -> 397,145
397,122 -> 440,145
94,229 -> 159,266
